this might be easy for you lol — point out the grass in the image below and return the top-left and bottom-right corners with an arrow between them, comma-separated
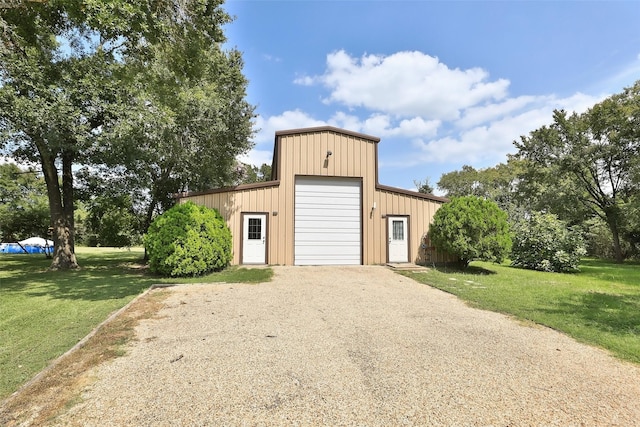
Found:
401,258 -> 640,364
0,247 -> 273,400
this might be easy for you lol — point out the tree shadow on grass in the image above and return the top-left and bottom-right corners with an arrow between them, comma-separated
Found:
578,259 -> 640,288
542,291 -> 640,337
0,253 -> 155,301
0,255 -> 52,292
432,264 -> 498,276
27,269 -> 154,301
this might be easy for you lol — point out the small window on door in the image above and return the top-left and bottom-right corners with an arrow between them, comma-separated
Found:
248,218 -> 262,240
392,220 -> 404,240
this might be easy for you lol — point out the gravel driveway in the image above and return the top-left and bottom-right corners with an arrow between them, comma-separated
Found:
56,266 -> 640,426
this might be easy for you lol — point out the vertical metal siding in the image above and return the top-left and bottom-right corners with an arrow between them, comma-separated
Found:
179,186 -> 281,265
374,188 -> 453,265
179,128 -> 451,266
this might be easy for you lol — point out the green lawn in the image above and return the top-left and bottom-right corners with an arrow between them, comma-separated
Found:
401,259 -> 640,364
0,247 -> 272,399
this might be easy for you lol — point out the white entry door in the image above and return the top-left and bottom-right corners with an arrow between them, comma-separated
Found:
388,217 -> 409,263
242,214 -> 267,264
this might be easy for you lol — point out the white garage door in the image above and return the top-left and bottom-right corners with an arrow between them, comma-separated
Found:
295,177 -> 361,265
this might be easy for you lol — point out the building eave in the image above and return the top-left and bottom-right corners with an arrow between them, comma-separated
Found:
275,126 -> 381,142
174,180 -> 280,199
375,184 -> 449,203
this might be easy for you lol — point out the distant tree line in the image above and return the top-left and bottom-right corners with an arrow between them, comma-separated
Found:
424,81 -> 640,263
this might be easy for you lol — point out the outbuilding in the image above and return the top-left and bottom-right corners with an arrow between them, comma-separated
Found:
177,126 -> 452,266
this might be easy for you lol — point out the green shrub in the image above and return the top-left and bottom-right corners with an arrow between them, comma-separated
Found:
144,202 -> 232,277
429,196 -> 511,268
511,212 -> 586,273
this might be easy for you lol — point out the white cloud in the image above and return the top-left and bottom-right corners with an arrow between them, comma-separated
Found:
393,117 -> 441,137
356,115 -> 440,138
293,75 -> 315,86
299,50 -> 510,120
261,50 -> 611,176
237,149 -> 273,167
328,111 -> 362,132
253,110 -> 327,144
457,96 -> 538,129
594,54 -> 640,94
262,54 -> 282,62
253,109 -> 440,145
413,92 -> 604,165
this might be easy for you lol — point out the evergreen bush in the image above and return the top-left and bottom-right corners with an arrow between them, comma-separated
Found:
144,202 -> 232,277
429,196 -> 512,268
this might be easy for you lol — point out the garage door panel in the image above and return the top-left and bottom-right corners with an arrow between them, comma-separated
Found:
295,244 -> 360,255
296,180 -> 359,191
295,177 -> 361,265
295,198 -> 358,208
296,258 -> 360,266
295,211 -> 361,221
296,230 -> 360,242
296,221 -> 359,231
297,187 -> 359,195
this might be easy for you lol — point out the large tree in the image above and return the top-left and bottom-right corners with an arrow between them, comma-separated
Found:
436,159 -> 530,221
515,81 -> 640,262
79,2 -> 255,232
1,1 -> 253,268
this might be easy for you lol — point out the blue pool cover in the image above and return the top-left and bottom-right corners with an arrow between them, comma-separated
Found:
0,243 -> 54,255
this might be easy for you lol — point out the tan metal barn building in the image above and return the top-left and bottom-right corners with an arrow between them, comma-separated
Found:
176,126 -> 452,266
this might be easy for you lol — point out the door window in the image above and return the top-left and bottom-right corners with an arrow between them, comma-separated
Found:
392,220 -> 404,241
248,218 -> 262,240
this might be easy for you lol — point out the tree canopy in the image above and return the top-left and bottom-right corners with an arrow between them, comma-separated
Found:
432,81 -> 640,262
515,81 -> 640,262
413,178 -> 434,194
0,163 -> 49,242
1,1 -> 255,268
437,161 -> 525,205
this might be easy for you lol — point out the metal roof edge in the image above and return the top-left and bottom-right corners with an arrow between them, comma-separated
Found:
275,126 -> 381,142
174,180 -> 281,199
375,184 -> 449,203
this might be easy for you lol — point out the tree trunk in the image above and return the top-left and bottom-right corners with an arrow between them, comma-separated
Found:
602,205 -> 624,263
144,198 -> 158,234
142,199 -> 158,262
608,219 -> 624,263
40,150 -> 79,270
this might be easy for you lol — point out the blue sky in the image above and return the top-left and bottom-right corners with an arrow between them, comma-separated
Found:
225,0 -> 640,193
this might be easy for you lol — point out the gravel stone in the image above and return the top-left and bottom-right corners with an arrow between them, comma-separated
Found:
55,266 -> 640,426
